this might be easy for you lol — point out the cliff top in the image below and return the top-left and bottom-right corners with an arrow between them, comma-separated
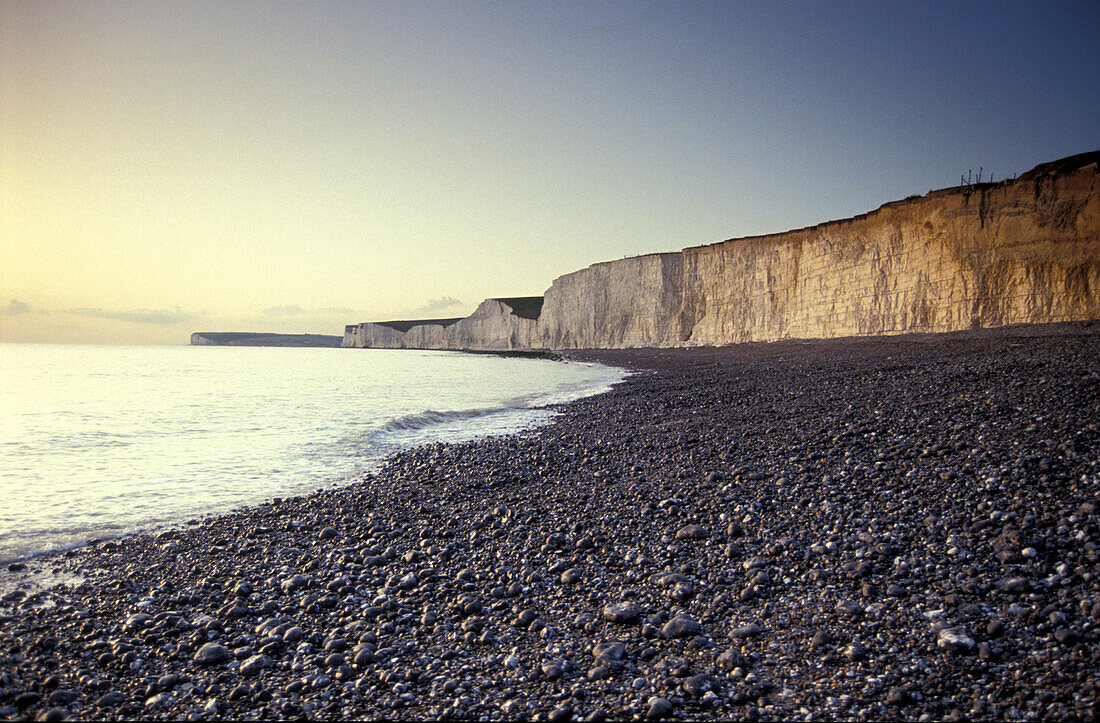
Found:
374,318 -> 465,332
357,298 -> 543,334
673,149 -> 1100,252
1017,150 -> 1100,181
493,297 -> 544,320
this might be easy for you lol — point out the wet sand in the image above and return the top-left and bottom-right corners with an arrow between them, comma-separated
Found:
2,323 -> 1098,721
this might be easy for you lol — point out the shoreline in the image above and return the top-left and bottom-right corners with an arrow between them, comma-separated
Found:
2,323 -> 1098,720
0,348 -> 615,572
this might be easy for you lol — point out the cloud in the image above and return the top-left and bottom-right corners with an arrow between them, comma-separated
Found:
262,305 -> 308,317
411,296 -> 462,315
1,299 -> 34,315
260,305 -> 357,318
66,307 -> 200,325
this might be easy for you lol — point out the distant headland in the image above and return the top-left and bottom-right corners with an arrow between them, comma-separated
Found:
190,332 -> 342,347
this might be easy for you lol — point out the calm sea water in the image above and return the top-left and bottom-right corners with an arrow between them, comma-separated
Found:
0,344 -> 625,563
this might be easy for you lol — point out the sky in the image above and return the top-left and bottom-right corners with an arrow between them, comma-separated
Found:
2,1 -> 1098,344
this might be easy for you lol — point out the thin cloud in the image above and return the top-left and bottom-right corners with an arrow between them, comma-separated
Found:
66,307 -> 200,325
1,299 -> 35,315
260,305 -> 357,318
411,296 -> 462,315
262,305 -> 308,317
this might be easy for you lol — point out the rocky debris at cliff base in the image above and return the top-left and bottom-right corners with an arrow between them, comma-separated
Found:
0,324 -> 1098,721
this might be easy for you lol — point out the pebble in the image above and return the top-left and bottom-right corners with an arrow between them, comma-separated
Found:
809,630 -> 831,650
592,642 -> 627,667
601,601 -> 641,624
646,697 -> 674,720
682,674 -> 717,697
843,642 -> 867,661
675,524 -> 709,540
192,643 -> 230,666
240,654 -> 269,676
14,692 -> 40,709
515,608 -> 539,627
886,686 -> 910,705
123,613 -> 152,632
281,575 -> 311,593
145,692 -> 172,708
729,623 -> 762,640
716,647 -> 750,671
1053,628 -> 1079,644
834,600 -> 863,617
937,627 -> 975,653
96,692 -> 127,707
998,576 -> 1029,593
561,568 -> 583,584
660,615 -> 701,639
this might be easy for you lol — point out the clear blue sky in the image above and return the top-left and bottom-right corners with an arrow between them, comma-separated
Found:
2,1 -> 1097,342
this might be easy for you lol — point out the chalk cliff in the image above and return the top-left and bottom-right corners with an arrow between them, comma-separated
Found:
344,151 -> 1099,350
343,298 -> 542,350
538,253 -> 689,349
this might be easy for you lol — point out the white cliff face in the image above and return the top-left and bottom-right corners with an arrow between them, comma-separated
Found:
403,323 -> 449,349
341,323 -> 408,348
342,300 -> 539,350
344,153 -> 1100,351
444,300 -> 540,349
538,253 -> 689,348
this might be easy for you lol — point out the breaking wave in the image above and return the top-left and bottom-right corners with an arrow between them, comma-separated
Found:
379,406 -> 510,432
375,366 -> 626,438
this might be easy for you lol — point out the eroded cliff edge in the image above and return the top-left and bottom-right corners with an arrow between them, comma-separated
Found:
345,151 -> 1099,349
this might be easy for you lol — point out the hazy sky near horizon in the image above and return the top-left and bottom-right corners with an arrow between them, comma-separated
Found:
2,1 -> 1098,344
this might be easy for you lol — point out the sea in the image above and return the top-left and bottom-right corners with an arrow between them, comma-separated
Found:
0,344 -> 625,564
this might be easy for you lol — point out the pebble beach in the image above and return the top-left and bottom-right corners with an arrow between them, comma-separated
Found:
2,323 -> 1098,721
